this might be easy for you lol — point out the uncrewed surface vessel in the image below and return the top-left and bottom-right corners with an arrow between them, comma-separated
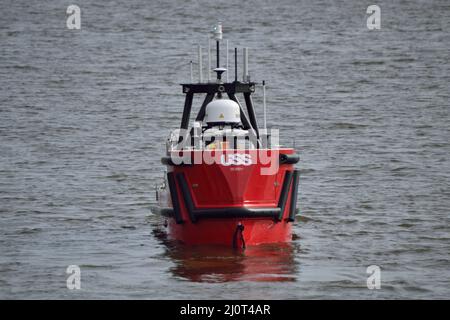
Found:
152,25 -> 300,247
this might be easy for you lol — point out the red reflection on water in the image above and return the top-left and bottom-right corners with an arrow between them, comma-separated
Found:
153,227 -> 298,283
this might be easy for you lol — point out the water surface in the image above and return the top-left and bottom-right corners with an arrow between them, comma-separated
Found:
0,0 -> 449,299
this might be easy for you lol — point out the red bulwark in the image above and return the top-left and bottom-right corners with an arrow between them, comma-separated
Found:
164,148 -> 298,246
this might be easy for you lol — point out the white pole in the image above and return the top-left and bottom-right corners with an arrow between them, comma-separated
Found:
208,37 -> 211,82
226,39 -> 229,82
190,60 -> 193,83
243,47 -> 248,82
198,45 -> 203,83
263,80 -> 267,129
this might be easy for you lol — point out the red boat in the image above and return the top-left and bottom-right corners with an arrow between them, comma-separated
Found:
152,24 -> 300,248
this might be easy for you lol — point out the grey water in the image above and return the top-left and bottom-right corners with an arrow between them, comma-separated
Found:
0,0 -> 449,299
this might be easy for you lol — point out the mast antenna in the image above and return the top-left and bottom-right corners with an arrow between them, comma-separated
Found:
234,47 -> 238,82
207,38 -> 211,82
226,39 -> 229,82
263,80 -> 267,129
212,22 -> 223,81
197,45 -> 203,82
243,47 -> 248,82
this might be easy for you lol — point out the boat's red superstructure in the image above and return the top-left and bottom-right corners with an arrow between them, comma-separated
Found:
153,25 -> 300,247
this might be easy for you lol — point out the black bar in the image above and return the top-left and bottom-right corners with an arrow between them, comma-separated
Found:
279,153 -> 300,164
195,93 -> 215,122
244,92 -> 259,138
0,300 -> 438,317
277,171 -> 293,221
227,93 -> 252,130
166,172 -> 184,224
157,207 -> 281,220
176,173 -> 198,223
182,82 -> 256,94
180,92 -> 193,131
195,207 -> 280,219
152,207 -> 176,218
161,156 -> 193,166
288,170 -> 300,222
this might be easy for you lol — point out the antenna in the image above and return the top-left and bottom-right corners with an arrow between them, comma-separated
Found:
214,67 -> 226,98
234,47 -> 237,82
212,22 -> 223,41
214,67 -> 226,82
208,37 -> 211,82
197,45 -> 203,82
226,39 -> 229,82
213,23 -> 222,69
210,23 -> 223,82
243,47 -> 248,82
263,80 -> 267,129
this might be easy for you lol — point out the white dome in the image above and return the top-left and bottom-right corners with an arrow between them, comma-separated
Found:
204,99 -> 240,124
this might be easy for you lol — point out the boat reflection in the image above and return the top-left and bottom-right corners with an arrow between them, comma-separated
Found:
152,225 -> 299,283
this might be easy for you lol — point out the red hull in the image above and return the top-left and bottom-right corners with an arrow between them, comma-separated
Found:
158,149 -> 299,246
167,218 -> 292,246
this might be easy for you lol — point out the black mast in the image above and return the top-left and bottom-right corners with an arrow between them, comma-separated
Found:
216,40 -> 220,69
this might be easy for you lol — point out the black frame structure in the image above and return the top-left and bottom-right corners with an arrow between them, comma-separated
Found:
157,170 -> 300,224
177,42 -> 263,147
180,81 -> 260,139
